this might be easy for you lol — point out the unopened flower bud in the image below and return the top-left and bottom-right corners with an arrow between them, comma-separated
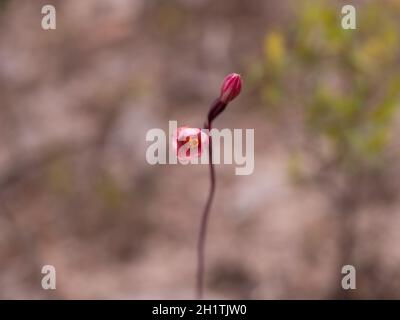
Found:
219,73 -> 242,104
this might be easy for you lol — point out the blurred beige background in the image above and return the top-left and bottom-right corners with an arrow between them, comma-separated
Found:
1,0 -> 400,299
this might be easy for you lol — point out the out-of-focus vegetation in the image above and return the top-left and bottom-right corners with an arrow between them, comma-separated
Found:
251,0 -> 400,298
250,0 -> 400,204
253,0 -> 400,178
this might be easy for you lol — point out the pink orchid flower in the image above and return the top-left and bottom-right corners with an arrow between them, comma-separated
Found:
172,73 -> 242,299
173,126 -> 209,161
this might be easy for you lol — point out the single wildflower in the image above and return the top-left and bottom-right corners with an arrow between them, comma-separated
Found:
173,127 -> 209,162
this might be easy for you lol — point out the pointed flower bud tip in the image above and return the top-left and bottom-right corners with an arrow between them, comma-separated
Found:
220,73 -> 242,104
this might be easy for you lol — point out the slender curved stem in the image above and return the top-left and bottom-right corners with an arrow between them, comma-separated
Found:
196,120 -> 215,299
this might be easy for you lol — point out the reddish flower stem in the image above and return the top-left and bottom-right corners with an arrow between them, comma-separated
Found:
196,119 -> 215,300
195,72 -> 240,299
196,98 -> 226,299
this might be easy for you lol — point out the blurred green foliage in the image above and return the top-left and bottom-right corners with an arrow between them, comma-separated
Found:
251,0 -> 400,177
96,173 -> 128,211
